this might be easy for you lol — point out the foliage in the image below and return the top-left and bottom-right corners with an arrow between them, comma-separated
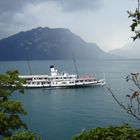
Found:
72,125 -> 140,140
0,71 -> 41,140
3,131 -> 41,140
0,70 -> 25,99
128,0 -> 140,41
107,73 -> 140,121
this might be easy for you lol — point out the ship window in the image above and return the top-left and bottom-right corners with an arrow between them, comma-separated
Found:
27,78 -> 32,80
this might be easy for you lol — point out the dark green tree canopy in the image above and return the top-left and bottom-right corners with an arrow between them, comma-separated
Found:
0,71 -> 40,140
72,125 -> 140,140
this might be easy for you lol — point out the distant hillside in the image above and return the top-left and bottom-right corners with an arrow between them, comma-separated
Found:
0,27 -> 118,60
109,40 -> 140,58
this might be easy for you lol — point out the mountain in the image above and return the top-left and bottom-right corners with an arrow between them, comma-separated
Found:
109,40 -> 140,58
0,27 -> 117,60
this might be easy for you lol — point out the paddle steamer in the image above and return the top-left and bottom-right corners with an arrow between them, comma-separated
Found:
19,65 -> 105,88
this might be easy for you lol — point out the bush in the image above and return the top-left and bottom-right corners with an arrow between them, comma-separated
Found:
3,131 -> 40,140
72,125 -> 140,140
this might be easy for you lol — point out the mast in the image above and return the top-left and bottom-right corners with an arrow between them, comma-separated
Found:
27,59 -> 32,75
72,52 -> 79,78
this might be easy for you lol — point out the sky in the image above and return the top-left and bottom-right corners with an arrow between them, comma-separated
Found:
0,0 -> 137,52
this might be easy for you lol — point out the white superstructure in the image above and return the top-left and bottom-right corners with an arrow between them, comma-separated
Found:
19,65 -> 105,88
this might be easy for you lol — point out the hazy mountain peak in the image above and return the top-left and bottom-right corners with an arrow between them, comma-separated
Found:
109,40 -> 140,58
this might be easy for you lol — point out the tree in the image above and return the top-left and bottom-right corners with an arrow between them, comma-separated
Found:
128,0 -> 140,41
3,131 -> 40,140
72,124 -> 140,140
0,70 -> 40,140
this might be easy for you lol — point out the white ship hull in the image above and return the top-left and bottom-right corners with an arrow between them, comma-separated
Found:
19,65 -> 105,89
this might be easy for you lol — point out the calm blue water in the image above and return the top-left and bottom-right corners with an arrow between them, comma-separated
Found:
1,60 -> 140,140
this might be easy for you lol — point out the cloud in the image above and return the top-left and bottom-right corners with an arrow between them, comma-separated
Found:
0,0 -> 27,13
0,0 -> 102,13
47,0 -> 102,12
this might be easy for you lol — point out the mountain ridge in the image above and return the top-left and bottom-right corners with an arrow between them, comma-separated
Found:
0,26 -> 119,60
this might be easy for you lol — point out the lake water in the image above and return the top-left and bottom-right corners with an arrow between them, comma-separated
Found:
1,59 -> 140,140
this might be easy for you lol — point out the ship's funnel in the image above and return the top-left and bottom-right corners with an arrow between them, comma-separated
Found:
50,65 -> 54,69
50,65 -> 57,76
50,65 -> 55,72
